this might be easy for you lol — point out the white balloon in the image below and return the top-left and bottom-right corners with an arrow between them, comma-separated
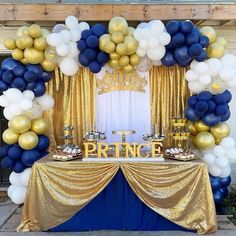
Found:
147,47 -> 165,61
3,107 -> 14,120
65,16 -> 79,29
70,28 -> 82,42
136,47 -> 146,57
152,60 -> 162,66
213,145 -> 226,158
19,99 -> 33,111
221,54 -> 236,67
195,62 -> 209,75
147,37 -> 159,49
150,20 -> 165,36
227,77 -> 236,88
9,172 -> 22,186
133,28 -> 142,41
199,75 -> 211,85
203,153 -> 216,166
220,137 -> 236,149
8,102 -> 23,116
226,149 -> 236,163
0,95 -> 9,107
35,94 -> 54,111
59,57 -> 78,76
23,90 -> 34,100
219,166 -> 231,178
215,156 -> 229,168
207,58 -> 222,77
52,24 -> 67,33
188,81 -> 205,93
4,88 -> 23,102
20,168 -> 32,186
219,67 -> 235,81
46,33 -> 62,47
67,41 -> 79,58
159,32 -> 171,45
139,39 -> 148,49
56,43 -> 70,57
60,30 -> 72,44
7,185 -> 15,199
10,186 -> 27,204
78,22 -> 90,31
209,166 -> 222,177
141,28 -> 151,39
190,60 -> 198,70
137,22 -> 148,29
185,70 -> 198,82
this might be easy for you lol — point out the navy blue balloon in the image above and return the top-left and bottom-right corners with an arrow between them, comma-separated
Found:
1,157 -> 14,169
213,190 -> 224,205
210,176 -> 221,193
186,31 -> 199,45
208,100 -> 216,112
198,91 -> 212,101
83,48 -> 97,61
180,21 -> 194,34
214,93 -> 227,105
26,64 -> 43,80
13,161 -> 26,173
215,105 -> 229,116
89,61 -> 101,73
2,70 -> 14,84
220,187 -> 228,198
223,90 -> 232,103
86,35 -> 99,48
26,81 -> 37,90
166,21 -> 180,35
220,175 -> 231,187
203,113 -> 221,126
77,40 -> 87,52
8,145 -> 22,160
0,80 -> 9,91
178,58 -> 192,67
91,24 -> 107,37
79,53 -> 90,66
161,51 -> 176,67
40,151 -> 49,158
195,101 -> 209,113
174,46 -> 191,62
185,107 -> 199,121
24,70 -> 35,82
0,145 -> 11,157
221,110 -> 231,122
172,33 -> 185,47
97,52 -> 109,65
21,149 -> 41,167
199,35 -> 209,48
41,71 -> 52,82
194,109 -> 205,119
13,65 -> 26,77
37,135 -> 50,151
189,44 -> 203,57
81,30 -> 93,40
188,95 -> 198,107
2,58 -> 21,70
194,49 -> 207,62
33,82 -> 46,97
165,41 -> 175,51
0,69 -> 3,78
12,77 -> 26,90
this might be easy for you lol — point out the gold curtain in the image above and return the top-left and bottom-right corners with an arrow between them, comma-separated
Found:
44,67 -> 96,147
150,65 -> 190,146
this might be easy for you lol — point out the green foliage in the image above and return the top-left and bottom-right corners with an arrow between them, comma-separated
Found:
224,188 -> 236,225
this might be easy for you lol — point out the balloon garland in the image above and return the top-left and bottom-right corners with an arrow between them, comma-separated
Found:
0,16 -> 235,206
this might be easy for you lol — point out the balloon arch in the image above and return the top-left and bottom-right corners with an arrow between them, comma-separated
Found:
0,16 -> 235,205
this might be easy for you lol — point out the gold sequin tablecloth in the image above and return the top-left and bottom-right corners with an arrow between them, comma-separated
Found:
18,156 -> 217,234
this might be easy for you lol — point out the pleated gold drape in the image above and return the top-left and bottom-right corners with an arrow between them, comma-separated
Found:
44,67 -> 96,147
150,65 -> 190,146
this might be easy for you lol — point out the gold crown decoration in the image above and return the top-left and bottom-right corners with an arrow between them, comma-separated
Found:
96,70 -> 147,95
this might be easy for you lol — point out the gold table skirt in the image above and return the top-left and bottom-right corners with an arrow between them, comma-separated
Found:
18,156 -> 217,234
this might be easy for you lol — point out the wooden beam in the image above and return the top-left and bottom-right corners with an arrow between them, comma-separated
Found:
0,4 -> 236,21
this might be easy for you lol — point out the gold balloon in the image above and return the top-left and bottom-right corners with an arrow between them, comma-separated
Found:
24,47 -> 44,64
99,34 -> 111,50
110,52 -> 120,60
194,132 -> 215,150
210,122 -> 230,139
111,32 -> 124,44
31,118 -> 49,135
41,59 -> 56,72
4,38 -> 16,50
207,42 -> 225,58
18,131 -> 39,150
16,26 -> 29,37
186,121 -> 198,135
215,138 -> 222,145
124,36 -> 138,55
127,27 -> 135,36
116,43 -> 127,56
28,24 -> 42,38
16,35 -> 34,49
194,121 -> 210,132
108,16 -> 128,36
119,55 -> 129,66
200,26 -> 216,44
21,58 -> 28,64
122,64 -> 134,73
130,54 -> 140,66
34,37 -> 47,51
216,36 -> 227,49
12,48 -> 24,60
108,59 -> 121,70
2,129 -> 19,144
103,41 -> 115,54
9,115 -> 31,134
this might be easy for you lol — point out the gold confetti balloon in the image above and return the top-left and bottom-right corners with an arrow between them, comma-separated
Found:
16,35 -> 34,49
18,131 -> 39,150
8,115 -> 31,134
16,26 -> 29,37
2,129 -> 19,144
4,38 -> 16,50
108,16 -> 128,36
31,118 -> 49,135
194,131 -> 215,150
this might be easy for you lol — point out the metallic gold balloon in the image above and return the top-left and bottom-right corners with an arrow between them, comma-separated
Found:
130,54 -> 140,66
210,122 -> 230,139
16,26 -> 29,38
34,37 -> 47,51
9,115 -> 31,134
99,34 -> 111,50
110,52 -> 120,60
111,32 -> 124,44
28,24 -> 42,38
194,132 -> 215,150
186,121 -> 198,135
21,58 -> 28,64
122,64 -> 134,73
200,26 -> 216,44
127,27 -> 135,36
116,43 -> 127,56
16,35 -> 34,49
216,36 -> 227,48
24,47 -> 44,64
18,131 -> 39,150
31,118 -> 48,135
41,59 -> 56,72
207,42 -> 225,58
108,59 -> 121,70
12,48 -> 24,60
119,55 -> 129,66
103,41 -> 115,54
124,36 -> 138,55
108,16 -> 128,36
215,138 -> 222,145
2,129 -> 19,144
194,121 -> 210,132
4,38 -> 16,50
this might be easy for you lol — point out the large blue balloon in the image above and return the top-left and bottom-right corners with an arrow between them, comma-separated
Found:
188,95 -> 198,107
198,91 -> 212,101
2,58 -> 21,70
91,24 -> 107,37
0,145 -> 12,157
220,175 -> 231,187
33,82 -> 46,97
189,44 -> 203,57
26,81 -> 37,90
41,71 -> 52,82
21,149 -> 41,167
81,30 -> 93,40
89,61 -> 101,73
97,52 -> 109,65
199,35 -> 209,48
214,93 -> 227,105
8,144 -> 23,160
83,48 -> 97,61
2,70 -> 14,84
1,157 -> 14,169
185,107 -> 199,121
172,33 -> 185,47
220,187 -> 228,198
86,35 -> 99,48
166,21 -> 180,35
208,101 -> 216,112
221,110 -> 231,122
26,64 -> 43,80
79,53 -> 90,66
195,101 -> 209,113
24,70 -> 35,82
194,49 -> 207,62
202,113 -> 221,126
0,80 -> 9,91
186,31 -> 199,45
13,65 -> 26,77
180,21 -> 194,34
175,46 -> 191,62
215,105 -> 229,116
223,90 -> 232,103
13,161 -> 26,173
37,135 -> 50,151
210,176 -> 221,193
77,40 -> 87,52
12,77 -> 27,90
161,51 -> 176,67
213,190 -> 224,205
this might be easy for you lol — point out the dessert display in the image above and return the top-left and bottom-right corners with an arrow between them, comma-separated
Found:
84,130 -> 106,141
164,148 -> 198,161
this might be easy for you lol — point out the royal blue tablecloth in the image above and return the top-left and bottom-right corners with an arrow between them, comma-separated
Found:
50,170 -> 193,232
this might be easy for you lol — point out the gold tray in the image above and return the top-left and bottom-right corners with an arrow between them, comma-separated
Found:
164,154 -> 198,162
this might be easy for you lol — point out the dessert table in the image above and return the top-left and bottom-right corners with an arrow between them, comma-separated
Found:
18,155 -> 217,234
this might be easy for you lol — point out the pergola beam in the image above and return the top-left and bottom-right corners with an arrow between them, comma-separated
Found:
0,4 -> 236,21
